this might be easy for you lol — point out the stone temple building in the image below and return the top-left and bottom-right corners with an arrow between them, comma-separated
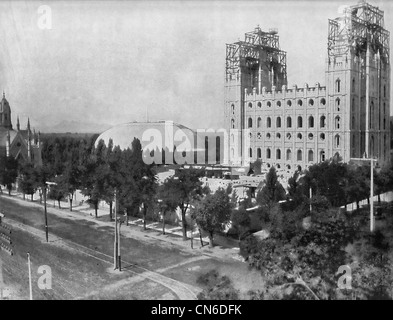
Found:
225,1 -> 391,171
0,92 -> 42,165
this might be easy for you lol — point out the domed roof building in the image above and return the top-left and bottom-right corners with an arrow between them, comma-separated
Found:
96,120 -> 225,165
96,120 -> 196,151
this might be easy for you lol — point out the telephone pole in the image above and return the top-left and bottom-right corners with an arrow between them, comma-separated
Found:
113,189 -> 118,270
27,252 -> 33,300
351,156 -> 377,232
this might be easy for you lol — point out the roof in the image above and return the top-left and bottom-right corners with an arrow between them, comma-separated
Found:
0,128 -> 18,147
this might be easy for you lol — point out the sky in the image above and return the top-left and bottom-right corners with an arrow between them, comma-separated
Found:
0,0 -> 392,133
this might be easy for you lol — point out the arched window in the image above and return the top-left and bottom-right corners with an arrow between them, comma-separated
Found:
308,133 -> 314,140
297,99 -> 303,106
286,133 -> 291,140
248,117 -> 253,128
352,78 -> 355,93
308,99 -> 314,106
257,117 -> 262,128
336,78 -> 341,93
276,117 -> 282,128
231,119 -> 235,129
257,148 -> 261,158
287,116 -> 292,128
335,116 -> 340,129
276,149 -> 281,160
335,134 -> 340,147
266,148 -> 271,159
287,100 -> 292,107
277,101 -> 281,107
249,148 -> 253,158
320,133 -> 325,140
320,151 -> 326,162
266,133 -> 271,139
352,98 -> 355,113
320,115 -> 326,128
286,149 -> 292,161
276,133 -> 281,139
297,133 -> 302,140
308,150 -> 314,162
320,98 -> 326,105
248,102 -> 253,109
257,102 -> 262,108
267,117 -> 271,128
308,116 -> 314,128
336,98 -> 340,111
370,101 -> 374,129
297,116 -> 303,128
297,149 -> 302,161
352,116 -> 355,129
231,104 -> 235,114
267,101 -> 271,107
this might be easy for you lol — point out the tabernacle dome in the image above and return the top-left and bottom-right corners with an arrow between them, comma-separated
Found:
96,120 -> 196,150
95,120 -> 225,165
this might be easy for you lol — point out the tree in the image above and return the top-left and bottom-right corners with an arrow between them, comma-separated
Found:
287,170 -> 306,209
157,179 -> 180,235
19,161 -> 38,201
197,270 -> 239,300
230,207 -> 251,242
167,168 -> 206,240
240,216 -> 359,300
117,138 -> 157,228
0,155 -> 18,195
80,139 -> 109,218
48,180 -> 66,209
255,166 -> 286,221
191,187 -> 232,247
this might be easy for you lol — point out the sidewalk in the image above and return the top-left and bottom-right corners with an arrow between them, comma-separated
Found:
1,190 -> 244,263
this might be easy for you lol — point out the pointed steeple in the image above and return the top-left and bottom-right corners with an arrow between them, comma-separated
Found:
17,116 -> 20,131
27,118 -> 31,135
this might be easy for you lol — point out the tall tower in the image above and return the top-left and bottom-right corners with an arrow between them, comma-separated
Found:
0,92 -> 12,130
326,1 -> 390,166
225,26 -> 287,166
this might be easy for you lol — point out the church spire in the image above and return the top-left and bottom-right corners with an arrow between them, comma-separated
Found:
27,117 -> 31,132
17,116 -> 20,131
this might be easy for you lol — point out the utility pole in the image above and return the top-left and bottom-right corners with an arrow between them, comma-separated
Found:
113,189 -> 118,270
27,253 -> 33,300
44,185 -> 48,242
351,156 -> 376,232
309,187 -> 312,213
118,218 -> 122,272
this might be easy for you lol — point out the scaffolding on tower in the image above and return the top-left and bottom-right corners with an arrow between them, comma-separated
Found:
328,1 -> 390,64
225,26 -> 287,87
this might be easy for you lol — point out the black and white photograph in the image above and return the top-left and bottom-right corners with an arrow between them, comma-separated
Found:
0,0 -> 393,306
